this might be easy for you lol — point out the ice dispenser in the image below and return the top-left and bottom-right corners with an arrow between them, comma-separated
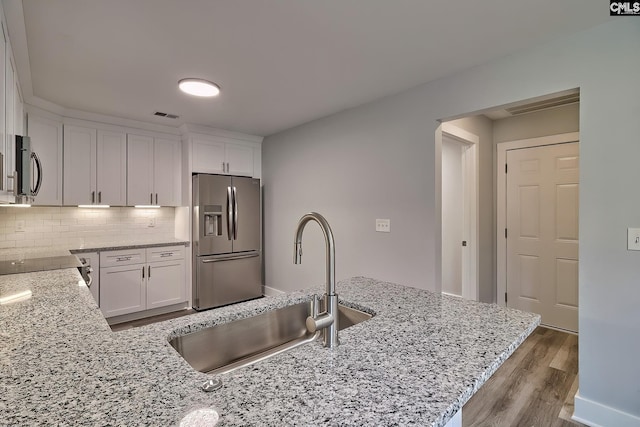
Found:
203,205 -> 222,236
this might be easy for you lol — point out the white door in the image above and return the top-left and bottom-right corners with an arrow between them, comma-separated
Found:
63,125 -> 96,205
97,130 -> 127,205
441,136 -> 464,296
127,134 -> 154,205
100,264 -> 146,318
506,142 -> 579,332
153,138 -> 180,206
226,143 -> 254,177
146,260 -> 185,309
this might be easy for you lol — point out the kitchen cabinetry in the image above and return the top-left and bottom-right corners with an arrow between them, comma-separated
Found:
26,113 -> 63,205
192,136 -> 255,177
127,134 -> 181,206
100,246 -> 185,318
63,125 -> 127,206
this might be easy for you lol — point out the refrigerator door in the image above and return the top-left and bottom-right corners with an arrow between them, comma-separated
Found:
194,252 -> 262,310
231,176 -> 260,253
193,174 -> 233,256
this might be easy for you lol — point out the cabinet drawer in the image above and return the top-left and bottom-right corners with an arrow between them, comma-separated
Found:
146,245 -> 185,262
100,248 -> 145,267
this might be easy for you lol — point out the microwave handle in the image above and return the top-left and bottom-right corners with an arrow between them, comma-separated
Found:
31,151 -> 43,196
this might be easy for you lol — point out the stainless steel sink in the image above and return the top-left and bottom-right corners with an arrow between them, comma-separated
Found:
169,301 -> 372,374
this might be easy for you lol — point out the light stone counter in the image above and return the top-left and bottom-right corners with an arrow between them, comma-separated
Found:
0,270 -> 539,426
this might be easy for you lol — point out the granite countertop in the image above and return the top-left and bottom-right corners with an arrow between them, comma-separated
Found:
0,239 -> 189,261
0,270 -> 539,426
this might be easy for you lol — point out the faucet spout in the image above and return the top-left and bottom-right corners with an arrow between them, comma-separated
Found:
293,212 -> 338,348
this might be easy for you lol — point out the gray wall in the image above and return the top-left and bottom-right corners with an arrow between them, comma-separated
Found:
263,19 -> 640,424
494,102 -> 579,143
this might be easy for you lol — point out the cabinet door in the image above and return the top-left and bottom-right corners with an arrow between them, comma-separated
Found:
100,263 -> 146,318
153,138 -> 181,206
63,125 -> 97,205
28,114 -> 63,206
226,143 -> 254,177
97,130 -> 126,205
127,134 -> 154,205
146,260 -> 185,309
192,138 -> 225,174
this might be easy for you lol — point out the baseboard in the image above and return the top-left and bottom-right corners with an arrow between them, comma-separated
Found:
106,302 -> 189,325
573,391 -> 640,427
263,285 -> 286,296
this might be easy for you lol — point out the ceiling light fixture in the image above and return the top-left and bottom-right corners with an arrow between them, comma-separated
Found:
178,78 -> 221,97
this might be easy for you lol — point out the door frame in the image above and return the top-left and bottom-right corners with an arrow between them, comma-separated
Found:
496,131 -> 580,307
440,122 -> 479,300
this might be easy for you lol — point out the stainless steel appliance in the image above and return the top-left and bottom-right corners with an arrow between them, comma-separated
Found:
192,174 -> 262,310
13,135 -> 43,204
77,257 -> 97,304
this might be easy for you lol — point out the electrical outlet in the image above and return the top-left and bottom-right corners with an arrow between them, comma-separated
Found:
148,217 -> 156,228
376,219 -> 390,233
628,228 -> 640,250
16,220 -> 26,233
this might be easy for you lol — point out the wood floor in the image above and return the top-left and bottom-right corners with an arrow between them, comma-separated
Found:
463,327 -> 583,427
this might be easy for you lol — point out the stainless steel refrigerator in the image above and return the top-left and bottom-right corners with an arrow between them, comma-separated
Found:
192,174 -> 262,311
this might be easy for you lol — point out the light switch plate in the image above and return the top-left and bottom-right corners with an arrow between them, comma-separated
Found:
627,228 -> 640,250
148,217 -> 156,228
376,219 -> 390,233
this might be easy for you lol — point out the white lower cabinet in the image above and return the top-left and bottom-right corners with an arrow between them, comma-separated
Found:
99,245 -> 185,318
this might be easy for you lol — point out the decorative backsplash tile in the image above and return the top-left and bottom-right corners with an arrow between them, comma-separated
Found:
0,206 -> 175,249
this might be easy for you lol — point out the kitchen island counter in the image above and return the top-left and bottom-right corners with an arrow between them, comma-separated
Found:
0,271 -> 539,426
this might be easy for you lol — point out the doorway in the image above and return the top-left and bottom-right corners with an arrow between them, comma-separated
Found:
441,123 -> 478,300
497,132 -> 580,332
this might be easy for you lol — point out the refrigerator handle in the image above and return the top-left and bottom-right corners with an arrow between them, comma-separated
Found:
227,186 -> 233,240
232,186 -> 238,240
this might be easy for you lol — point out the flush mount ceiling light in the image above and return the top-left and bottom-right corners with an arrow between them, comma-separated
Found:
178,78 -> 221,97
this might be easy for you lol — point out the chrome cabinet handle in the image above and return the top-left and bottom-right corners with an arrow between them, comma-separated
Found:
226,186 -> 233,240
98,191 -> 102,203
148,265 -> 151,278
142,266 -> 145,279
91,191 -> 95,203
222,161 -> 225,173
155,193 -> 158,205
150,193 -> 153,204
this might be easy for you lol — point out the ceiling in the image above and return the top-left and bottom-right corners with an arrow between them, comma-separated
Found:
7,1 -> 610,136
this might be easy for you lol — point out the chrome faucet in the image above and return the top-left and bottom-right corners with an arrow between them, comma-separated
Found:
293,212 -> 338,348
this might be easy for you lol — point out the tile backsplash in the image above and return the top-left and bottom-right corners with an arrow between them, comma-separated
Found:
0,206 -> 176,249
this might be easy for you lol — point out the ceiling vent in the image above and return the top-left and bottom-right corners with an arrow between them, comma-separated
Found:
153,111 -> 180,119
505,92 -> 580,116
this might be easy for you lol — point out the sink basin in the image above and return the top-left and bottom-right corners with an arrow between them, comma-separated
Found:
169,300 -> 372,375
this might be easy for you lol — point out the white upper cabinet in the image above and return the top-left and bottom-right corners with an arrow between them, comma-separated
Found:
96,130 -> 127,205
127,134 -> 181,206
27,113 -> 63,206
63,124 -> 126,206
192,136 -> 256,177
153,138 -> 181,206
63,125 -> 96,205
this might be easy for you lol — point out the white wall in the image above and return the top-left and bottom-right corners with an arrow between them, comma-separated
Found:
441,136 -> 463,296
263,19 -> 640,425
0,206 -> 175,253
